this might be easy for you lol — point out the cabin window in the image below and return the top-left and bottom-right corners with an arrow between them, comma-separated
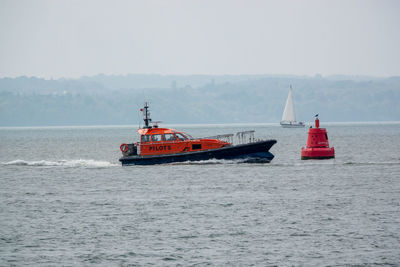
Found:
175,133 -> 187,141
163,133 -> 177,141
192,144 -> 202,150
141,135 -> 151,143
152,134 -> 162,142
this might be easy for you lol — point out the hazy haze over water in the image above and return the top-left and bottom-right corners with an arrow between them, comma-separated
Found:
1,0 -> 400,264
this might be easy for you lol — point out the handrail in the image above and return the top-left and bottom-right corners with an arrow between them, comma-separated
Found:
139,130 -> 258,146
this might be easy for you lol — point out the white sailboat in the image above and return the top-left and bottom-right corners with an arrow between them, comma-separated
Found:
280,85 -> 305,128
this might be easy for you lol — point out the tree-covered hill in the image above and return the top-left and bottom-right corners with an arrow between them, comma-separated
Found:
0,75 -> 399,126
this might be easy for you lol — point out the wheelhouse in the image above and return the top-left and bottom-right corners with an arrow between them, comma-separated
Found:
137,127 -> 229,156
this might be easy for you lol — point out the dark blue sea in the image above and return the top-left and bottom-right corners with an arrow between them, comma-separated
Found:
1,122 -> 400,265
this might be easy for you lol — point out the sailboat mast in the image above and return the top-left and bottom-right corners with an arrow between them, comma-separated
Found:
289,85 -> 296,121
281,85 -> 296,122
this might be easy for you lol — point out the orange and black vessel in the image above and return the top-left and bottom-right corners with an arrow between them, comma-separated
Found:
119,103 -> 277,165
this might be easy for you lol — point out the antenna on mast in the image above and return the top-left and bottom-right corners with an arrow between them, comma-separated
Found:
141,102 -> 152,128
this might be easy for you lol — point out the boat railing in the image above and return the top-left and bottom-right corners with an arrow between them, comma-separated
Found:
202,133 -> 234,144
236,130 -> 255,144
203,130 -> 256,145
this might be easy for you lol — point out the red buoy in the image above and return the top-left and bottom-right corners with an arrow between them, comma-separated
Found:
301,115 -> 335,160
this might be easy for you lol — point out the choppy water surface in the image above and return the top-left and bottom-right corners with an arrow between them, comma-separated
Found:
1,123 -> 400,265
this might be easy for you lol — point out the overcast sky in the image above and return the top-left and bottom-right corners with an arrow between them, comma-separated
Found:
0,0 -> 399,78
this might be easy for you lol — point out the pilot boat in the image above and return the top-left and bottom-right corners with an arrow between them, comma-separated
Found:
119,103 -> 277,165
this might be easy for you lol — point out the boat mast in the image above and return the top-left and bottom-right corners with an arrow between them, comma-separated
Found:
281,85 -> 296,123
142,102 -> 152,128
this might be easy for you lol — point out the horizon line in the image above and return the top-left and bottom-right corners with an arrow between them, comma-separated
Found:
1,73 -> 399,81
1,120 -> 400,130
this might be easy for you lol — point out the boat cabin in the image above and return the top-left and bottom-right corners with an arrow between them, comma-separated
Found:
120,102 -> 231,157
137,127 -> 230,156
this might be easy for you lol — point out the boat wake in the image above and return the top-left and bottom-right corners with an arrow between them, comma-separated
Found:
343,161 -> 400,166
270,160 -> 400,167
1,159 -> 119,168
170,158 -> 272,165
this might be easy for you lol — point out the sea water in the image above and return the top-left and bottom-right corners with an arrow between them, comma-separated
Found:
1,123 -> 400,265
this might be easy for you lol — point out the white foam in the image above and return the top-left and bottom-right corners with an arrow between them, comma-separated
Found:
170,158 -> 248,165
1,159 -> 119,168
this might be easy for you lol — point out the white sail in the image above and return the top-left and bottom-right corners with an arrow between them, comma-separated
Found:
280,86 -> 304,127
281,86 -> 296,122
